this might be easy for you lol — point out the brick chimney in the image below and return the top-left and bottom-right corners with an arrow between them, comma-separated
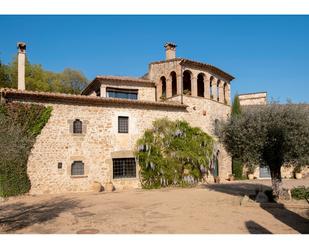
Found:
164,42 -> 176,60
17,42 -> 26,90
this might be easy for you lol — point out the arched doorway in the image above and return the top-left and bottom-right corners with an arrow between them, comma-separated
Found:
197,73 -> 205,97
170,71 -> 177,96
183,70 -> 191,95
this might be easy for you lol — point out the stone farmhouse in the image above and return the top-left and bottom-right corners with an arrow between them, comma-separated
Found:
1,42 -> 236,194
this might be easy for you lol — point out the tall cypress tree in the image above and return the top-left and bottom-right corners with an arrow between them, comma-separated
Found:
231,94 -> 241,117
231,94 -> 243,179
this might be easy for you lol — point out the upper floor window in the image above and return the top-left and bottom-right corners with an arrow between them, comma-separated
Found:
107,88 -> 138,100
73,119 -> 82,134
71,161 -> 84,176
118,116 -> 129,133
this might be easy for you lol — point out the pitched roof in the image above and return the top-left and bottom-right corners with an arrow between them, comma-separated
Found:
0,88 -> 187,110
150,58 -> 235,81
82,75 -> 155,95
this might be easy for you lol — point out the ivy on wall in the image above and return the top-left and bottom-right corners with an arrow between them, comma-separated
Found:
0,102 -> 52,197
135,118 -> 214,189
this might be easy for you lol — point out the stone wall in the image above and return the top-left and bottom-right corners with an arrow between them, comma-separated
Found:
251,165 -> 309,179
239,92 -> 267,106
17,93 -> 232,194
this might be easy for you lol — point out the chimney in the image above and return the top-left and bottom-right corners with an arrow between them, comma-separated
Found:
17,42 -> 26,90
164,42 -> 176,60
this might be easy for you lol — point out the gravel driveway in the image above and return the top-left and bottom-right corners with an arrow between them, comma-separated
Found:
0,179 -> 308,234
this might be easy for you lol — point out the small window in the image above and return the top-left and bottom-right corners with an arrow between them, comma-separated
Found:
58,162 -> 62,169
113,158 -> 136,179
118,116 -> 129,133
71,161 -> 84,176
73,119 -> 82,134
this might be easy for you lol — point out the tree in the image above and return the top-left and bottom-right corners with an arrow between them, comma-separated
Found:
58,68 -> 88,94
0,55 -> 89,94
219,103 -> 309,197
231,94 -> 241,116
230,94 -> 244,179
0,57 -> 11,88
135,118 -> 214,188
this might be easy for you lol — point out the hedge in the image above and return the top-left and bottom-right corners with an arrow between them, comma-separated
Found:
0,102 -> 52,197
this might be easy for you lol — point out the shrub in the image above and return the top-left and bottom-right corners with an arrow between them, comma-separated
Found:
291,186 -> 309,200
135,118 -> 214,189
0,102 -> 52,197
232,158 -> 245,180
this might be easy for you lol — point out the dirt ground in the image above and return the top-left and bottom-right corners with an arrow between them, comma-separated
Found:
0,179 -> 308,234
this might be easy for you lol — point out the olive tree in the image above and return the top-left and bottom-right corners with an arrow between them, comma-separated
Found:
219,102 -> 309,197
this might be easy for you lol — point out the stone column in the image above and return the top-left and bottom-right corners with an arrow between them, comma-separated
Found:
191,75 -> 197,97
212,78 -> 217,101
177,74 -> 182,95
166,78 -> 172,98
219,81 -> 224,103
204,76 -> 210,99
226,83 -> 231,105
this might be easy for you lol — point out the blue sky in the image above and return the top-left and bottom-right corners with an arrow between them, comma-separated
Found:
0,15 -> 308,103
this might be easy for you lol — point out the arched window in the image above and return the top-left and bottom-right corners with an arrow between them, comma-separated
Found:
160,76 -> 166,98
73,119 -> 82,134
183,70 -> 192,95
197,73 -> 205,97
71,161 -> 84,176
170,71 -> 177,96
216,80 -> 220,101
210,77 -> 214,99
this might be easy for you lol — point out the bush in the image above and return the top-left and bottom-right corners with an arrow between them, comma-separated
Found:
232,158 -> 244,180
0,103 -> 52,197
135,118 -> 214,189
291,186 -> 309,200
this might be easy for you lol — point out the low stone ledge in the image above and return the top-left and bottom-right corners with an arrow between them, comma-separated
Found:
70,175 -> 88,179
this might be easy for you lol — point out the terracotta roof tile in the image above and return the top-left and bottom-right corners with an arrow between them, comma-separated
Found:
0,88 -> 187,110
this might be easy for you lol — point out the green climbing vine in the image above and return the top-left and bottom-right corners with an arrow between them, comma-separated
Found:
135,118 -> 214,189
0,102 -> 52,197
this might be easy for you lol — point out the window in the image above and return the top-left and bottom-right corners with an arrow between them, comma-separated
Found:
107,88 -> 138,100
73,119 -> 82,134
118,116 -> 129,133
113,158 -> 136,179
71,161 -> 84,176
